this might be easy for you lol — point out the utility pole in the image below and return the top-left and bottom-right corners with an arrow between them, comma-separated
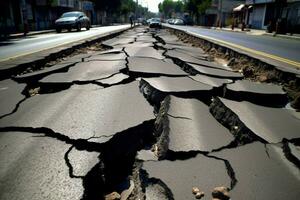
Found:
135,0 -> 138,26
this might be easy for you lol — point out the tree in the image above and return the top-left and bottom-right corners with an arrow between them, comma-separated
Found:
159,0 -> 184,18
182,0 -> 211,23
197,0 -> 211,14
120,0 -> 136,15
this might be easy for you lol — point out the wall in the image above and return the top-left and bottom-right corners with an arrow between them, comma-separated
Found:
250,4 -> 266,28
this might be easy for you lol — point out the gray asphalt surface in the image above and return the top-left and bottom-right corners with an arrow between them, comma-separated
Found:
0,26 -> 299,200
166,24 -> 300,62
0,25 -> 129,62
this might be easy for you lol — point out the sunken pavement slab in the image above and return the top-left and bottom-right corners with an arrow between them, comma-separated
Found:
217,97 -> 300,143
127,57 -> 188,77
142,154 -> 231,200
142,76 -> 213,93
211,142 -> 300,200
166,96 -> 234,152
124,47 -> 165,59
0,81 -> 154,139
166,49 -> 209,61
224,80 -> 287,106
188,63 -> 243,79
85,51 -> 127,61
190,74 -> 232,88
40,60 -> 126,83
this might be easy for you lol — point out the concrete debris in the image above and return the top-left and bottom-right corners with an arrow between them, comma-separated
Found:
29,87 -> 40,96
192,187 -> 200,194
195,191 -> 205,199
211,142 -> 300,199
211,186 -> 230,200
105,192 -> 121,200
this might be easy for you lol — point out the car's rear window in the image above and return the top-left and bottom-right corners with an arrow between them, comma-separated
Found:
61,12 -> 80,18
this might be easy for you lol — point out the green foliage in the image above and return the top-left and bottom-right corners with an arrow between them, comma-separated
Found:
197,0 -> 211,14
159,0 -> 184,18
120,0 -> 136,15
181,0 -> 212,15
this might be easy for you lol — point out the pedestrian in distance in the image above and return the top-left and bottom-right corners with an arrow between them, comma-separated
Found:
130,15 -> 133,27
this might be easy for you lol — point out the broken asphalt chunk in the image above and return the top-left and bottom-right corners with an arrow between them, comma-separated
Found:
14,58 -> 82,81
122,42 -> 154,48
142,154 -> 231,200
40,60 -> 126,83
165,50 -> 208,63
164,96 -> 234,152
0,81 -> 154,139
102,37 -> 135,48
225,80 -> 287,106
211,142 -> 300,200
188,63 -> 243,79
85,52 -> 127,61
216,97 -> 300,143
124,47 -> 164,59
190,74 -> 232,88
142,76 -> 213,93
127,57 -> 188,77
96,73 -> 129,85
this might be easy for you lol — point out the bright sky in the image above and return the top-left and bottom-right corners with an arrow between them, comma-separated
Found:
140,0 -> 163,13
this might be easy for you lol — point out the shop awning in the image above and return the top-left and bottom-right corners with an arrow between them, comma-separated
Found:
233,4 -> 245,12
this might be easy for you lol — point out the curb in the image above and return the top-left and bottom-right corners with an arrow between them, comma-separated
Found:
163,25 -> 300,78
194,25 -> 300,40
3,24 -> 130,40
263,33 -> 300,41
6,30 -> 55,40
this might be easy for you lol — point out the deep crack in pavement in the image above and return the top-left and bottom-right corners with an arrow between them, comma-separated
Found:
0,26 -> 299,200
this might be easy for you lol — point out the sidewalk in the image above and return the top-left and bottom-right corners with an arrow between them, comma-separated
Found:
8,29 -> 55,39
1,25 -> 106,40
209,26 -> 300,40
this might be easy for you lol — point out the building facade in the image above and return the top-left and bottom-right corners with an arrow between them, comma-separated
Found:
246,0 -> 300,33
204,0 -> 244,27
0,0 -> 96,36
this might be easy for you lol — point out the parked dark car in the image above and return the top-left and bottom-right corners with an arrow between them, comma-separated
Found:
55,11 -> 90,33
183,14 -> 194,25
149,18 -> 162,28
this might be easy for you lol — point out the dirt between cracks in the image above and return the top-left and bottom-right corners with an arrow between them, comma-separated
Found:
168,28 -> 300,110
1,26 -> 299,200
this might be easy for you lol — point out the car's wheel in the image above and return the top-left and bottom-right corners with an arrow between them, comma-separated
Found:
86,23 -> 90,30
76,23 -> 81,31
67,28 -> 71,32
56,28 -> 61,33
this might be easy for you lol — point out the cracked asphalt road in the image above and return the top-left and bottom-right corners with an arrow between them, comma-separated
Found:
0,27 -> 299,200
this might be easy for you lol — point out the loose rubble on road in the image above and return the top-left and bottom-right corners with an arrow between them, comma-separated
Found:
0,27 -> 299,200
